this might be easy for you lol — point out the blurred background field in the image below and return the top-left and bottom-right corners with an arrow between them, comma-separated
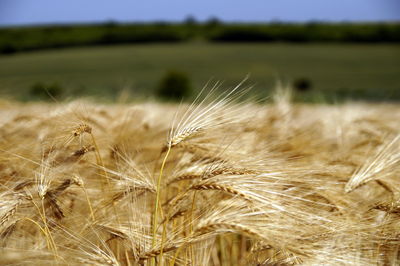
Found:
0,0 -> 399,102
1,41 -> 399,102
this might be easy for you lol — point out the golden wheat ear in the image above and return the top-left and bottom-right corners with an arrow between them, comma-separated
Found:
167,77 -> 252,149
345,134 -> 400,193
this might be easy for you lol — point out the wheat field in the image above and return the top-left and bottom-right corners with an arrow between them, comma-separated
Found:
0,87 -> 399,265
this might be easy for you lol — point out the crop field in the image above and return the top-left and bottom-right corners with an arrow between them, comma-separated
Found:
0,43 -> 399,101
0,86 -> 399,265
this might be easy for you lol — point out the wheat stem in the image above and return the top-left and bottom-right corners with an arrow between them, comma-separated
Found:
151,144 -> 171,265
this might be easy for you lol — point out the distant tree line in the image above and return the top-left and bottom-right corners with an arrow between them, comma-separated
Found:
208,23 -> 400,43
1,22 -> 399,54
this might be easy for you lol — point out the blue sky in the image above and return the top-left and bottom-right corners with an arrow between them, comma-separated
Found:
0,0 -> 399,26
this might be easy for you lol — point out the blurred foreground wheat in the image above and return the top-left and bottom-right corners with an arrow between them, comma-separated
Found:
0,88 -> 399,265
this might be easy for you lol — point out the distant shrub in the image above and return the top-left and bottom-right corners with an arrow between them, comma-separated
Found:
30,82 -> 64,100
293,78 -> 312,92
0,44 -> 17,54
156,71 -> 192,101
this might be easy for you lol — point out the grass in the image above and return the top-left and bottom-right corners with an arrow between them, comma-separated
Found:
0,85 -> 399,264
0,42 -> 399,101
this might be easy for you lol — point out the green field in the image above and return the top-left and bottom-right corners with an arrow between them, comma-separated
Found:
0,43 -> 399,101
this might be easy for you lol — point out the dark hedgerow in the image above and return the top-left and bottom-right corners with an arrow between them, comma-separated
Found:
1,23 -> 399,54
